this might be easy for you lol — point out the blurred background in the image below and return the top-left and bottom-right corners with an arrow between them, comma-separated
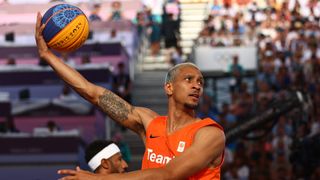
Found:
0,0 -> 319,179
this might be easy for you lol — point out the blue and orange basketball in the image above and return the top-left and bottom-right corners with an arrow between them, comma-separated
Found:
41,4 -> 89,52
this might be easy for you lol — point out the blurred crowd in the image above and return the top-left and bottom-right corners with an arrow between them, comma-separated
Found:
196,0 -> 320,179
1,0 -> 320,178
88,1 -> 124,22
132,2 -> 182,65
88,0 -> 183,65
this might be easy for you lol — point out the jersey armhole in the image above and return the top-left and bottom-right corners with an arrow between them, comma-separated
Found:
145,116 -> 166,135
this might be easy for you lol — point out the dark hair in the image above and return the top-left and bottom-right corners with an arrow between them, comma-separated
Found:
85,140 -> 115,163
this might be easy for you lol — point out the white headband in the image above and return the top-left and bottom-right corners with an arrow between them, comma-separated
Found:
88,143 -> 121,171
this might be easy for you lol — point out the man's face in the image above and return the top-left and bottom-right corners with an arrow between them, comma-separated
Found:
170,66 -> 204,109
108,153 -> 128,173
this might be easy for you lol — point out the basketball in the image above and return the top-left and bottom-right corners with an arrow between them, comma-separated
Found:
41,4 -> 89,52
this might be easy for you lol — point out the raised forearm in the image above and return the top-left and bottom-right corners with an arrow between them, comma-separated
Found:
59,167 -> 172,180
35,12 -> 91,99
100,168 -> 172,180
42,52 -> 98,102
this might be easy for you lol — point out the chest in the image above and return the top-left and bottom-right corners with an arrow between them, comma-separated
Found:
146,126 -> 195,158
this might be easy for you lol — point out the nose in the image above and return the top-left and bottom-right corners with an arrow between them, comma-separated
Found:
192,81 -> 201,90
122,159 -> 128,169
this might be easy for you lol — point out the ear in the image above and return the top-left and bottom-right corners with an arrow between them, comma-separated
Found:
100,158 -> 111,171
164,83 -> 173,96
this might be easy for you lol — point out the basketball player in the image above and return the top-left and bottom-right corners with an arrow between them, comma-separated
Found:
85,140 -> 128,174
35,12 -> 225,180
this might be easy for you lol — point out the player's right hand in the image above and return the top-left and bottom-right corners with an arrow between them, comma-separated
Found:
35,12 -> 50,59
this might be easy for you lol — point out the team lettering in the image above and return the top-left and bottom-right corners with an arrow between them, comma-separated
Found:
147,148 -> 175,165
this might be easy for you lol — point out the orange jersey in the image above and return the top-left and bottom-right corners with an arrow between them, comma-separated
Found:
141,116 -> 224,180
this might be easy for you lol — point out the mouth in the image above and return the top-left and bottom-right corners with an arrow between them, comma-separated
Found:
189,93 -> 200,100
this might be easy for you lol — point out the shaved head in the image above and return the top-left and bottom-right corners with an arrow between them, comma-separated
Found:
165,63 -> 200,84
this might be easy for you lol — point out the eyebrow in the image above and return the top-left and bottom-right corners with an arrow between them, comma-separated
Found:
183,74 -> 204,82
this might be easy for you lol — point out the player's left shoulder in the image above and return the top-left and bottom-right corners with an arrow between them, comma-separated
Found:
195,125 -> 225,142
192,125 -> 225,158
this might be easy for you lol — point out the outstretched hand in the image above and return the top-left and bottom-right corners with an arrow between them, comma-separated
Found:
58,166 -> 99,180
35,12 -> 50,58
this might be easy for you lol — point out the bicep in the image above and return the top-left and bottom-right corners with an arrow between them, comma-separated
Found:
163,126 -> 225,179
96,88 -> 158,135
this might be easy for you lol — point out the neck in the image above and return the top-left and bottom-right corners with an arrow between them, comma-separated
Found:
167,105 -> 197,134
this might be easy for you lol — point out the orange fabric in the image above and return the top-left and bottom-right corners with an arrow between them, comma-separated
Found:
141,116 -> 224,180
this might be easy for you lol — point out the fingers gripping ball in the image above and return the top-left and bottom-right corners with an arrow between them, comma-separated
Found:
41,4 -> 89,52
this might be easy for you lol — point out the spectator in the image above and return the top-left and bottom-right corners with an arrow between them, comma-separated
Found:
162,13 -> 179,49
230,15 -> 245,36
170,45 -> 183,66
309,115 -> 319,138
59,84 -> 78,101
234,157 -> 250,180
274,65 -> 291,91
112,62 -> 132,103
228,55 -> 244,94
257,63 -> 277,89
133,11 -> 146,37
108,29 -> 123,43
6,57 -> 16,65
197,100 -> 218,121
46,120 -> 60,133
0,115 -> 19,133
108,1 -> 123,21
272,126 -> 292,161
80,54 -> 91,65
218,102 -> 237,128
89,4 -> 102,22
149,19 -> 161,56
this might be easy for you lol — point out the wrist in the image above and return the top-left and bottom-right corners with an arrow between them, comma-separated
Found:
39,50 -> 52,60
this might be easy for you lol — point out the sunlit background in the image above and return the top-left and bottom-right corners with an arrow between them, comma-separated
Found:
0,0 -> 319,179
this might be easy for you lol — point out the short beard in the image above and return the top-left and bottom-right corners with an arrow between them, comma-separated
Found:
184,103 -> 199,110
108,160 -> 118,173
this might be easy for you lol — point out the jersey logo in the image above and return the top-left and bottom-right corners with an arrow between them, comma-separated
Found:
150,134 -> 160,138
177,141 -> 186,152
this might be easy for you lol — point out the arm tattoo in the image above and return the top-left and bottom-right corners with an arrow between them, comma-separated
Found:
98,90 -> 134,123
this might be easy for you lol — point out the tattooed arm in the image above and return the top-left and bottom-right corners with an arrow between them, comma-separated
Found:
35,12 -> 158,137
97,90 -> 158,136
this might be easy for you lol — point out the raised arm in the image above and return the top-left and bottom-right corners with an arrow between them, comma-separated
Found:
58,126 -> 225,180
35,12 -> 157,136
